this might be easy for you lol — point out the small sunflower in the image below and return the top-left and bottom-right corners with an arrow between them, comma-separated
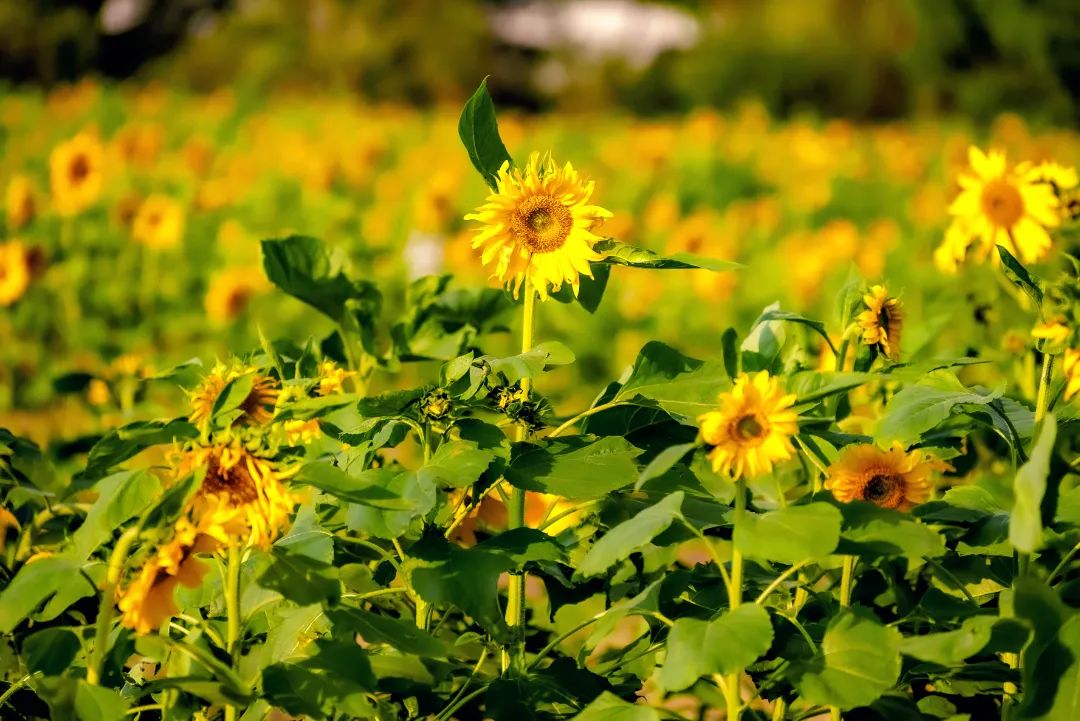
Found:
0,240 -> 30,307
825,442 -> 947,511
946,146 -> 1060,265
857,285 -> 903,359
50,131 -> 105,217
189,363 -> 279,428
1063,349 -> 1080,402
5,175 -> 36,230
205,267 -> 266,324
316,360 -> 354,396
132,194 -> 186,250
698,372 -> 799,479
465,152 -> 612,300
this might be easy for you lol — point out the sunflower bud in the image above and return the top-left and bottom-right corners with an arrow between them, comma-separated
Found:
420,388 -> 452,421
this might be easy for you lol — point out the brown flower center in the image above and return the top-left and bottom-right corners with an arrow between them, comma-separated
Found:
225,288 -> 251,318
980,178 -> 1024,228
861,473 -> 904,508
513,195 -> 573,253
201,453 -> 260,505
732,413 -> 766,441
69,154 -> 90,184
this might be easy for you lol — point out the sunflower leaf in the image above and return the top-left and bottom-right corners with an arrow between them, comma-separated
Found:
458,77 -> 514,190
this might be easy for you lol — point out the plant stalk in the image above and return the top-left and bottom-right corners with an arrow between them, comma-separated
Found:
224,545 -> 242,721
87,527 -> 139,685
726,477 -> 747,721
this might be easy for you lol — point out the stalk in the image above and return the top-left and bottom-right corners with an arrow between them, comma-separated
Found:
87,528 -> 139,685
726,477 -> 747,721
224,546 -> 242,721
829,556 -> 857,721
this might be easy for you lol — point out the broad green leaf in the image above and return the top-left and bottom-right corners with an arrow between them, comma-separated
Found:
571,692 -> 660,721
789,611 -> 902,710
899,615 -> 997,664
593,239 -> 741,272
329,607 -> 448,657
276,393 -> 359,422
735,503 -> 842,564
757,309 -> 838,354
1028,615 -> 1080,721
506,436 -> 640,499
81,419 -> 199,481
211,373 -> 256,419
788,371 -> 873,406
344,469 -> 436,538
72,469 -> 162,560
22,627 -> 81,675
256,546 -> 340,606
458,77 -> 514,190
487,341 -> 576,380
837,501 -> 946,559
635,442 -> 695,490
293,463 -> 417,509
420,438 -> 499,488
611,341 -> 730,420
261,639 -> 375,720
0,556 -> 93,633
659,605 -> 774,691
997,244 -> 1043,306
477,527 -> 567,565
261,235 -> 381,325
741,303 -> 786,372
37,678 -> 129,720
876,371 -> 1002,446
1010,414 -> 1056,553
1013,577 -> 1076,719
577,492 -> 684,578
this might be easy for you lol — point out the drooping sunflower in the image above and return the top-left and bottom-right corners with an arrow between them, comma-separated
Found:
825,442 -> 947,511
5,175 -> 36,230
946,146 -> 1060,265
857,285 -> 903,359
132,194 -> 186,250
698,372 -> 799,479
188,362 -> 279,428
50,131 -> 105,217
465,153 -> 612,300
0,240 -> 31,307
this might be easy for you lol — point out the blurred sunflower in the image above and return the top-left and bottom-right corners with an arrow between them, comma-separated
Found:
825,443 -> 947,511
132,194 -> 186,249
857,285 -> 903,359
947,146 -> 1059,264
0,239 -> 31,306
5,175 -> 36,229
189,363 -> 279,428
50,131 -> 105,217
465,153 -> 611,300
205,267 -> 267,324
698,372 -> 798,479
1063,349 -> 1080,401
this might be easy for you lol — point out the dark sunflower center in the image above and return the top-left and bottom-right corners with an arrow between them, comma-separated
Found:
863,474 -> 903,505
980,178 -> 1024,228
513,195 -> 573,253
527,208 -> 552,232
69,154 -> 90,184
201,455 -> 260,505
733,413 -> 765,441
226,288 -> 251,317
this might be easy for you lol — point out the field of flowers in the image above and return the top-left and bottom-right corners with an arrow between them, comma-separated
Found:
1,76 -> 1079,721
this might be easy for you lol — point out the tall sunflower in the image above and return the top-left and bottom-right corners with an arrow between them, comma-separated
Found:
825,443 -> 947,511
50,131 -> 105,217
857,285 -> 903,359
946,146 -> 1060,265
465,153 -> 612,300
698,372 -> 799,479
0,240 -> 30,307
189,362 -> 279,428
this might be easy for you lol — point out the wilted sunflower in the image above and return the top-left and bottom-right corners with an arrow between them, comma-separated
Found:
0,240 -> 31,307
50,131 -> 105,217
698,372 -> 799,479
857,285 -> 903,359
189,363 -> 279,428
132,194 -> 186,249
174,443 -> 296,549
825,443 -> 947,511
5,175 -> 36,230
947,146 -> 1060,264
465,153 -> 612,300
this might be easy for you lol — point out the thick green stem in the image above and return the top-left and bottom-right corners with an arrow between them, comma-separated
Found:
726,477 -> 748,721
1034,353 -> 1054,425
224,546 -> 242,721
503,280 -> 536,675
829,556 -> 857,721
87,527 -> 139,685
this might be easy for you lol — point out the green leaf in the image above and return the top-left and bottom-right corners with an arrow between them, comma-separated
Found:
1013,577 -> 1076,719
328,607 -> 448,657
876,371 -> 1002,446
577,492 -> 684,578
635,443 -> 695,490
420,438 -> 500,489
0,556 -> 93,633
757,309 -> 837,354
295,462 -> 420,510
344,469 -> 435,538
593,239 -> 741,272
899,615 -> 997,664
1028,615 -> 1080,720
37,679 -> 129,720
659,605 -> 774,691
261,235 -> 381,325
458,78 -> 514,190
721,327 -> 740,380
506,436 -> 641,499
789,611 -> 902,710
275,393 -> 359,422
611,341 -> 730,420
22,627 -> 81,675
1010,414 -> 1056,553
211,373 -> 256,420
82,419 -> 199,481
477,527 -> 567,565
487,341 -> 576,380
262,640 -> 375,720
571,692 -> 660,721
837,501 -> 946,559
997,244 -> 1043,306
735,503 -> 842,564
72,469 -> 162,560
257,546 -> 340,606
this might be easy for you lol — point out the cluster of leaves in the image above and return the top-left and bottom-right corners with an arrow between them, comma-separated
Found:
0,82 -> 1078,721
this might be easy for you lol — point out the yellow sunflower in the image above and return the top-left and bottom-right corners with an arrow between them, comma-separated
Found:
825,442 -> 947,511
857,285 -> 903,359
205,267 -> 267,324
316,360 -> 354,396
946,146 -> 1060,265
697,372 -> 799,479
464,152 -> 612,300
283,419 -> 322,445
189,363 -> 279,428
50,131 -> 105,217
132,194 -> 186,250
5,175 -> 36,230
0,240 -> 31,307
1063,349 -> 1080,402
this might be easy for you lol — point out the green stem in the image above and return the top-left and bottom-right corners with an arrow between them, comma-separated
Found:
755,562 -> 808,605
839,556 -> 855,607
547,400 -> 623,438
224,546 -> 242,721
1035,353 -> 1054,425
0,672 -> 40,709
726,477 -> 747,721
87,527 -> 139,685
503,279 -> 536,675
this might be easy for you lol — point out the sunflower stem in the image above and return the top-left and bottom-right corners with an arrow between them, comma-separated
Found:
224,545 -> 242,721
503,279 -> 536,675
87,527 -> 139,686
1034,353 -> 1054,426
726,477 -> 747,721
829,556 -> 856,721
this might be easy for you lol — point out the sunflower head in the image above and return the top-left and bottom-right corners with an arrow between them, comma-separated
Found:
465,152 -> 612,300
316,360 -> 354,396
857,284 -> 903,359
1063,349 -> 1080,402
132,194 -> 186,250
0,240 -> 31,307
825,442 -> 947,511
50,131 -> 105,217
205,267 -> 266,324
697,371 -> 799,480
188,362 -> 279,428
6,175 -> 36,230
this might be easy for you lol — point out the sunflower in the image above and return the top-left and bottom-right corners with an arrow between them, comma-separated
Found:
188,363 -> 279,428
316,360 -> 354,396
132,194 -> 186,250
205,267 -> 266,324
857,285 -> 903,359
283,419 -> 322,445
825,443 -> 947,511
946,146 -> 1060,265
1063,349 -> 1080,402
464,153 -> 612,300
50,131 -> 105,217
5,175 -> 36,230
174,443 -> 297,549
0,240 -> 31,307
698,372 -> 799,479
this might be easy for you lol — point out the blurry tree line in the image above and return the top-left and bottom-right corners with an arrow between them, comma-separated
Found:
1,0 -> 1077,122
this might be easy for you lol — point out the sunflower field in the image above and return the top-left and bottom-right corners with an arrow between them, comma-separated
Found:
3,5 -> 1080,719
